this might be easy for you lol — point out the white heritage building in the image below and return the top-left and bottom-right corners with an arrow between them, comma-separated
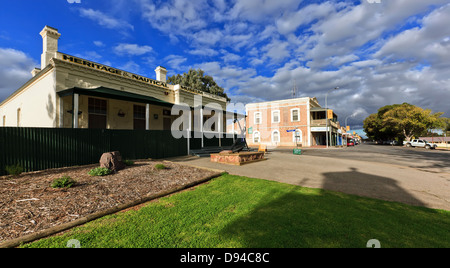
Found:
0,26 -> 228,132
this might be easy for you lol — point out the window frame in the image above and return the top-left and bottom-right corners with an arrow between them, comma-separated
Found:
88,97 -> 107,115
271,110 -> 280,124
291,108 -> 300,122
272,129 -> 280,143
88,97 -> 108,129
133,104 -> 146,130
254,112 -> 262,125
253,131 -> 261,143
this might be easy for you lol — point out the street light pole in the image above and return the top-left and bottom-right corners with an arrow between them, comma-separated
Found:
325,87 -> 339,148
345,114 -> 354,130
345,115 -> 353,148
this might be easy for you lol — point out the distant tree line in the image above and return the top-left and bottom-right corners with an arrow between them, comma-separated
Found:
363,103 -> 449,142
167,68 -> 230,101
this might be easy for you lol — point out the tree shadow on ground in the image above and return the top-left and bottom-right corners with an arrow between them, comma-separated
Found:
383,147 -> 450,172
321,167 -> 426,208
220,170 -> 450,248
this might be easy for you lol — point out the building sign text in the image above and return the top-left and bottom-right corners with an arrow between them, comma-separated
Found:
61,54 -> 168,88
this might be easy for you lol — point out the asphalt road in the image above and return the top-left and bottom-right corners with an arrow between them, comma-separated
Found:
173,143 -> 450,211
285,143 -> 450,174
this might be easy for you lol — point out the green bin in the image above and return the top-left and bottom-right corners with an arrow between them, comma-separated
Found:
293,148 -> 302,155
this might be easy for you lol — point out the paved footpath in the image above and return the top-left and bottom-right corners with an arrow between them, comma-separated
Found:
171,151 -> 450,211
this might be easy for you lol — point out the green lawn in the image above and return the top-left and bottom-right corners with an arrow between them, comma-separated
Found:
23,174 -> 450,248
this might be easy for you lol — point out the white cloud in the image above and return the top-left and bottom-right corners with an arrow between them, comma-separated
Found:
194,61 -> 258,92
93,41 -> 105,47
0,48 -> 37,101
221,51 -> 241,63
302,0 -> 449,69
140,0 -> 208,34
134,0 -> 450,123
164,55 -> 188,71
78,8 -> 134,32
189,29 -> 224,47
375,3 -> 450,68
351,59 -> 382,68
229,0 -> 303,23
139,0 -> 256,51
330,54 -> 360,66
118,61 -> 141,74
262,39 -> 291,64
113,43 -> 153,56
74,51 -> 103,62
249,58 -> 264,66
276,2 -> 337,35
223,33 -> 254,52
188,48 -> 219,57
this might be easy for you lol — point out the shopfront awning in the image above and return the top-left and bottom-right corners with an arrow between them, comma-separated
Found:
57,87 -> 174,107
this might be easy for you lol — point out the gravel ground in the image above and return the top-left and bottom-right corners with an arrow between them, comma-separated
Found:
0,160 -> 218,243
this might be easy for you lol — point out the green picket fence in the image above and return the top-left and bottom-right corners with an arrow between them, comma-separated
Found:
0,127 -> 187,176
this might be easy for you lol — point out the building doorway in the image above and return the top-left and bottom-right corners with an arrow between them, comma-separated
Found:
163,117 -> 172,130
312,132 -> 326,145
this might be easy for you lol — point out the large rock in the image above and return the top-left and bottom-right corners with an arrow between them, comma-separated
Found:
99,151 -> 125,172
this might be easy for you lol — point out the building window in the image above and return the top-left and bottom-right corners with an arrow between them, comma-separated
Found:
291,108 -> 300,122
272,110 -> 280,123
17,108 -> 21,127
2,115 -> 5,127
133,105 -> 146,130
253,131 -> 260,143
88,98 -> 107,129
254,112 -> 262,125
272,130 -> 280,143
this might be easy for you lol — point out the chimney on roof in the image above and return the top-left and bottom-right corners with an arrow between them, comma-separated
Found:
31,68 -> 41,77
155,66 -> 167,83
40,26 -> 61,69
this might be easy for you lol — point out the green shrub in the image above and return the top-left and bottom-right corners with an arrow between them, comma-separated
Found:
123,159 -> 134,166
5,164 -> 23,176
88,167 -> 112,176
154,163 -> 167,170
51,176 -> 76,189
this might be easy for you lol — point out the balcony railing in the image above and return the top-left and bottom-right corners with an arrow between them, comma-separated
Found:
311,119 -> 327,126
311,119 -> 339,128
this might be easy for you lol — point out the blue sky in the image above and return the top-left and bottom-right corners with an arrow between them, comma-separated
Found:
1,0 -> 450,132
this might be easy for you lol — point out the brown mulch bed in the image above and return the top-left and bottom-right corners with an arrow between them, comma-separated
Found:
0,160 -> 219,243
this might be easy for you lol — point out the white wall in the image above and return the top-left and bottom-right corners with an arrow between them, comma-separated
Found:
0,69 -> 57,127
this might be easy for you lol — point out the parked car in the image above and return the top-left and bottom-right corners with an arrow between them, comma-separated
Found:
347,139 -> 355,146
405,139 -> 437,149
